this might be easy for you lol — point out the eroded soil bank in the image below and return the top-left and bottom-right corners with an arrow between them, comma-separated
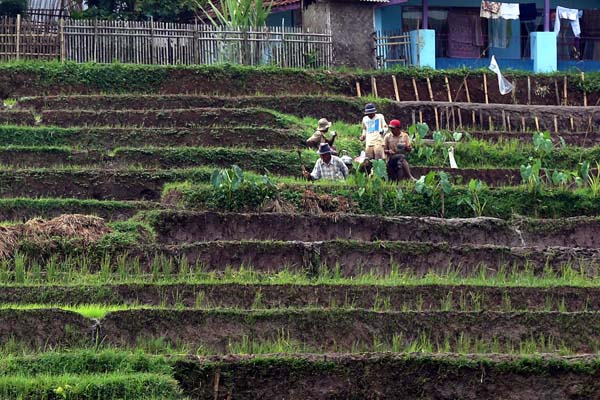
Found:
146,211 -> 600,248
174,353 -> 600,400
5,283 -> 600,312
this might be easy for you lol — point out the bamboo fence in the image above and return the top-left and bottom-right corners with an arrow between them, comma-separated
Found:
0,16 -> 333,68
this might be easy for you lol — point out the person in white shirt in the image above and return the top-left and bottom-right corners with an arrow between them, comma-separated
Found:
359,103 -> 387,160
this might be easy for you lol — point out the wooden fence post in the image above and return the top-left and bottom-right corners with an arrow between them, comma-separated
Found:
59,18 -> 65,62
93,19 -> 98,62
15,14 -> 21,60
150,16 -> 156,64
193,21 -> 199,64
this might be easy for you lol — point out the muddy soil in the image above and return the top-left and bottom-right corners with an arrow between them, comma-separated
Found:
0,127 -> 304,150
0,309 -> 89,348
0,170 -> 176,201
100,309 -> 600,353
147,211 -> 600,248
0,110 -> 37,125
174,353 -> 600,400
34,108 -> 289,128
8,283 -> 600,312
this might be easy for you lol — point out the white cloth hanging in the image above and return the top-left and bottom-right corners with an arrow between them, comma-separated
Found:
498,3 -> 520,20
555,6 -> 582,38
489,55 -> 514,95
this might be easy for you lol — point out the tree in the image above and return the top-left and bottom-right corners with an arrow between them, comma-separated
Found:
0,0 -> 28,17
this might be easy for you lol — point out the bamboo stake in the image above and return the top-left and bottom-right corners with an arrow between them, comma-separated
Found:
464,78 -> 476,126
521,116 -> 526,132
15,14 -> 20,60
527,76 -> 531,105
581,72 -> 587,107
412,77 -> 423,123
412,77 -> 420,100
483,73 -> 493,130
213,368 -> 220,400
507,115 -> 512,133
445,76 -> 457,129
534,115 -> 540,132
426,77 -> 439,130
411,110 -> 416,126
392,75 -> 400,102
554,115 -> 559,133
554,79 -> 560,105
356,82 -> 362,97
371,76 -> 378,98
563,76 -> 568,105
502,110 -> 507,131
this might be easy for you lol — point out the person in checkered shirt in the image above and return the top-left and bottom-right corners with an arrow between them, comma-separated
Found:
303,143 -> 348,181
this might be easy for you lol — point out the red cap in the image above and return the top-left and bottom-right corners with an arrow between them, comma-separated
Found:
389,119 -> 401,128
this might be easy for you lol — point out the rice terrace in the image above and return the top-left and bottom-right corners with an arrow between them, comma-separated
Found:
2,0 -> 600,397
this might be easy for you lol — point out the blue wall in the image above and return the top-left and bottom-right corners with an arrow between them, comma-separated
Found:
375,4 -> 402,32
266,10 -> 294,27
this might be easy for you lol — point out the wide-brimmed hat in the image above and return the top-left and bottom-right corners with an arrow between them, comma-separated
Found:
317,118 -> 332,131
364,103 -> 377,114
389,119 -> 401,128
317,143 -> 333,155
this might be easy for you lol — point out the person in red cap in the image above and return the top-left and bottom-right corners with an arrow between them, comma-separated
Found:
384,119 -> 416,181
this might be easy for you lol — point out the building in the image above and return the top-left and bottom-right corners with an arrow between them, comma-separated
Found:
266,0 -> 600,71
373,0 -> 600,71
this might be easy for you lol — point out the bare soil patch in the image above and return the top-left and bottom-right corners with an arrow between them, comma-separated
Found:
174,353 -> 600,400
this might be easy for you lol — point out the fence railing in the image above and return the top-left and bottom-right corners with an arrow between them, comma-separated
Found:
0,16 -> 333,68
375,30 -> 412,69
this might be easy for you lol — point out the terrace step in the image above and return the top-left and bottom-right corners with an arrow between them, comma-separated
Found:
144,211 -> 600,248
0,107 -> 293,128
4,308 -> 600,353
0,126 -> 304,149
175,353 -> 600,400
5,283 -> 600,312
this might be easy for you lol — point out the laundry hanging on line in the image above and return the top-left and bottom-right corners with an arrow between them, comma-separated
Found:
480,2 -> 520,20
555,6 -> 582,38
519,3 -> 537,21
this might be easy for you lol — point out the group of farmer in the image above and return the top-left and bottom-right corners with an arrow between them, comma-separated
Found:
303,103 -> 415,182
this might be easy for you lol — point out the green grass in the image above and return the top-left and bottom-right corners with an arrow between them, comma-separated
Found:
0,258 -> 599,288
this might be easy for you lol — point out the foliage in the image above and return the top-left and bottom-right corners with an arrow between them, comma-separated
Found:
520,158 -> 543,194
415,171 -> 452,217
457,179 -> 488,217
209,165 -> 277,211
532,131 -> 553,157
353,159 -> 403,210
199,0 -> 272,28
0,0 -> 27,17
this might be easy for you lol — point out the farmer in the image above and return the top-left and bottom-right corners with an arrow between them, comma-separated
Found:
384,119 -> 416,181
360,103 -> 387,160
306,118 -> 337,153
303,143 -> 348,181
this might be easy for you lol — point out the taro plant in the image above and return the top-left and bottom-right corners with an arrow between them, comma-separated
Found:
520,158 -> 543,194
415,171 -> 452,217
354,159 -> 399,210
457,179 -> 488,217
532,131 -> 554,159
210,165 -> 277,211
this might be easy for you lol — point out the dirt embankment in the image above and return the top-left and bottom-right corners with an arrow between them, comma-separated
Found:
1,67 -> 593,106
99,309 -> 600,353
174,353 -> 600,400
146,211 -> 600,248
0,108 -> 291,128
7,283 -> 600,312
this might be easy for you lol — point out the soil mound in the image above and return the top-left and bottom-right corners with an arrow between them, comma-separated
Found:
0,214 -> 112,258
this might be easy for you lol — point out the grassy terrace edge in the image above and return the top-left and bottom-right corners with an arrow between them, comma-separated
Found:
1,61 -> 599,97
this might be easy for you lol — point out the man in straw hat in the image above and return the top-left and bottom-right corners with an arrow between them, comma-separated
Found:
303,143 -> 348,181
360,103 -> 387,160
306,118 -> 337,153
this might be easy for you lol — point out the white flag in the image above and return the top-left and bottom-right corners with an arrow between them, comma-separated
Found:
489,55 -> 514,95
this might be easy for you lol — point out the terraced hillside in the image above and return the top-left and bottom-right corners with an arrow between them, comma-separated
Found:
1,63 -> 600,399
